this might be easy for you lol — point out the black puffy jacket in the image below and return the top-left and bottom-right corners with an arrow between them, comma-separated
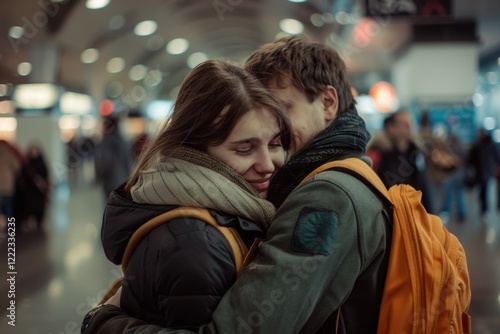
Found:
101,185 -> 264,330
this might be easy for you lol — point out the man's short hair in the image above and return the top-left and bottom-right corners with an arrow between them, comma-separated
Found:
245,35 -> 356,114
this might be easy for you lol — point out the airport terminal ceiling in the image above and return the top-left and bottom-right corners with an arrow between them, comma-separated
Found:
0,0 -> 499,109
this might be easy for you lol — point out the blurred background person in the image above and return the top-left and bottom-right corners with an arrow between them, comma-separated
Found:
366,116 -> 393,173
418,111 -> 461,216
24,142 -> 51,230
0,139 -> 21,233
376,109 -> 432,212
94,116 -> 134,200
440,134 -> 467,222
466,128 -> 500,216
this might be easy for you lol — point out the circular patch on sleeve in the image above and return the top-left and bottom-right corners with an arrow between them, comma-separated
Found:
292,206 -> 338,255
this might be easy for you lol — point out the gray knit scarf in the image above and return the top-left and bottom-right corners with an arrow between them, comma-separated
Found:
267,108 -> 371,208
130,146 -> 276,229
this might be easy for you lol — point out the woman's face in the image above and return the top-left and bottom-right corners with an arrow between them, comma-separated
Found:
207,108 -> 286,198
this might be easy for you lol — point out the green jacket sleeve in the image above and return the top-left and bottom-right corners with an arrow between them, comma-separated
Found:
87,176 -> 372,334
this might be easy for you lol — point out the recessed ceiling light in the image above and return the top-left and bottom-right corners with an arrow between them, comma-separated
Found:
335,11 -> 352,25
9,26 -> 24,39
483,117 -> 496,131
17,62 -> 32,76
493,129 -> 500,143
81,48 -> 99,64
288,0 -> 307,2
187,52 -> 208,68
134,20 -> 158,37
166,38 -> 189,55
109,15 -> 125,30
279,18 -> 304,34
144,69 -> 163,87
310,14 -> 324,27
106,57 -> 125,74
106,81 -> 123,98
129,64 -> 148,81
86,0 -> 110,10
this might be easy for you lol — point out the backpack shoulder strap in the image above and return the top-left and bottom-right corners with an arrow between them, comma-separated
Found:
121,206 -> 249,277
301,157 -> 392,205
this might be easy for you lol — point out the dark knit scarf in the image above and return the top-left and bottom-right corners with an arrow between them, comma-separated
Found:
267,108 -> 371,208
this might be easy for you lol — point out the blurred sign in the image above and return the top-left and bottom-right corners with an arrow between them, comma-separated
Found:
366,0 -> 452,17
419,106 -> 476,144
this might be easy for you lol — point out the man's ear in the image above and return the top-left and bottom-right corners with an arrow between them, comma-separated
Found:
322,85 -> 338,123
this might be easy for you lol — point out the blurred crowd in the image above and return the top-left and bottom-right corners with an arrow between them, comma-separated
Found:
0,139 -> 50,233
66,116 -> 148,199
367,109 -> 500,222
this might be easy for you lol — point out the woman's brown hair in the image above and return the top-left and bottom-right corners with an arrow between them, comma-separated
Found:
125,59 -> 291,192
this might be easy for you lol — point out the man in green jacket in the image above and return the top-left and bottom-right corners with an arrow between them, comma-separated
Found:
82,35 -> 391,334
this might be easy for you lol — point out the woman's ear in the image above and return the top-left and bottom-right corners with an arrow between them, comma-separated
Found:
323,85 -> 339,123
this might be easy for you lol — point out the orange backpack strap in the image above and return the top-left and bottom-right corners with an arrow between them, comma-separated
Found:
122,206 -> 249,277
99,207 -> 249,305
302,158 -> 391,204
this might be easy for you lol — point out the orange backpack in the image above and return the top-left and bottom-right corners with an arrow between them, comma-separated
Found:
304,158 -> 472,334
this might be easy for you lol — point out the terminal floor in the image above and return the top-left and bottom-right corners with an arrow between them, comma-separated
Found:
0,181 -> 499,334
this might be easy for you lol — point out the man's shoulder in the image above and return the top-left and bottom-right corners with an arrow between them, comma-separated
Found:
296,167 -> 382,208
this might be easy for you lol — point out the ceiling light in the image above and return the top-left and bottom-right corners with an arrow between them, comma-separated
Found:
310,14 -> 324,27
144,69 -> 163,87
134,20 -> 158,37
129,65 -> 148,81
86,0 -> 110,10
17,62 -> 32,76
9,26 -> 24,39
81,48 -> 99,64
288,0 -> 307,2
106,57 -> 125,74
493,129 -> 500,143
13,84 -> 59,109
130,86 -> 147,102
187,52 -> 208,68
109,15 -> 125,30
106,81 -> 123,98
279,18 -> 304,34
483,117 -> 496,131
472,93 -> 483,106
335,11 -> 352,25
322,12 -> 336,24
166,38 -> 189,55
60,92 -> 93,114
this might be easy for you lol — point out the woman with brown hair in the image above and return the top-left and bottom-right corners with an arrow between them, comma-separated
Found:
97,59 -> 291,330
